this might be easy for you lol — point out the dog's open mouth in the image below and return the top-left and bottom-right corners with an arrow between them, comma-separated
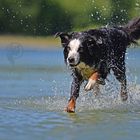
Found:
69,62 -> 80,67
69,63 -> 77,67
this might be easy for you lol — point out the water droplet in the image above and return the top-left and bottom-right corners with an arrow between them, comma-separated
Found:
96,11 -> 99,14
39,89 -> 43,92
91,13 -> 94,17
136,3 -> 139,6
6,9 -> 10,13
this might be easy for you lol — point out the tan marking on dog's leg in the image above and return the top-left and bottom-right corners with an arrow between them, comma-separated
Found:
90,72 -> 99,81
64,97 -> 76,113
85,72 -> 99,91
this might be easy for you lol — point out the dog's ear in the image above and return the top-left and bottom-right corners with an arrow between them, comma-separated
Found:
55,32 -> 71,46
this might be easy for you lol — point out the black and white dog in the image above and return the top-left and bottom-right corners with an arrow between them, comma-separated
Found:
56,17 -> 140,112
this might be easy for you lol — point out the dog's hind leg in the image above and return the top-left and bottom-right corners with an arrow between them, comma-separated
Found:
112,63 -> 128,101
93,83 -> 100,96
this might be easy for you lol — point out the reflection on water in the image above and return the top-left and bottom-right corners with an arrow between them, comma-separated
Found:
0,46 -> 140,140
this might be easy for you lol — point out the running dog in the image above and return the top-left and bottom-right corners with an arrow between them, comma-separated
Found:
56,17 -> 140,112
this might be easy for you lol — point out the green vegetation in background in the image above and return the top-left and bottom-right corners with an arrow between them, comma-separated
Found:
0,0 -> 139,36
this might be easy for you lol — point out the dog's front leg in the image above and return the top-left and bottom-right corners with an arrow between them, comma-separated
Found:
65,72 -> 82,113
85,72 -> 99,91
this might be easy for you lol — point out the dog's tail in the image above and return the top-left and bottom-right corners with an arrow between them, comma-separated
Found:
123,17 -> 140,42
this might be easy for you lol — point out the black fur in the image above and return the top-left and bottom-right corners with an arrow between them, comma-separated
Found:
56,17 -> 140,106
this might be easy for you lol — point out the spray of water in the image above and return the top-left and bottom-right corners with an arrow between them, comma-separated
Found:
5,76 -> 140,113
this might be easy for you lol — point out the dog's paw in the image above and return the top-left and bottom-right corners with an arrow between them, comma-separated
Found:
85,79 -> 96,91
64,98 -> 76,113
121,92 -> 128,101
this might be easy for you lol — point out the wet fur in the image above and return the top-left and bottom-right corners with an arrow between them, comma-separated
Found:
56,17 -> 140,112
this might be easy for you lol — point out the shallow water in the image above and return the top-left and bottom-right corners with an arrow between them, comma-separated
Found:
0,44 -> 140,140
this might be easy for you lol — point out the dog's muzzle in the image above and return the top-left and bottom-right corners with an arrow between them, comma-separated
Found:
67,57 -> 80,67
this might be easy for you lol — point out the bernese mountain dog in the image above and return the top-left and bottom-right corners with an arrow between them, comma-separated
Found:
56,17 -> 140,113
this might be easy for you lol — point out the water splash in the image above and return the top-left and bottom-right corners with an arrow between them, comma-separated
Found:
2,82 -> 140,113
77,84 -> 140,112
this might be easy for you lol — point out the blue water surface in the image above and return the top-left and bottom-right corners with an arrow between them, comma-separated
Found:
0,44 -> 140,140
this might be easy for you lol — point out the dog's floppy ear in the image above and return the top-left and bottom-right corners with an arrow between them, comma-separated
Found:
55,32 -> 71,46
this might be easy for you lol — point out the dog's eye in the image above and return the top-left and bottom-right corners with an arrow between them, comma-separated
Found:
67,47 -> 71,51
78,47 -> 83,53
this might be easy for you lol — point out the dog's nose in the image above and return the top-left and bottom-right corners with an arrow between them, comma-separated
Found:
68,57 -> 75,63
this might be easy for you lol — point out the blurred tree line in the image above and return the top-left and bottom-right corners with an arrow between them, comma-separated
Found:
0,0 -> 139,36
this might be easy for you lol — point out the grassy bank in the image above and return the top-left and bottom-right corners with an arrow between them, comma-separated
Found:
0,35 -> 139,48
0,35 -> 60,48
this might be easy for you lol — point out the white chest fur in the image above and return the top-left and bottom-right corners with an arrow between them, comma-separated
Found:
76,62 -> 97,80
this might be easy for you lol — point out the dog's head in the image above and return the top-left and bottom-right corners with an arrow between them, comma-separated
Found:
55,30 -> 103,67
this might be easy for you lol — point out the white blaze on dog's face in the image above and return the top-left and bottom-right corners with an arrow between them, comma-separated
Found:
67,39 -> 81,66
